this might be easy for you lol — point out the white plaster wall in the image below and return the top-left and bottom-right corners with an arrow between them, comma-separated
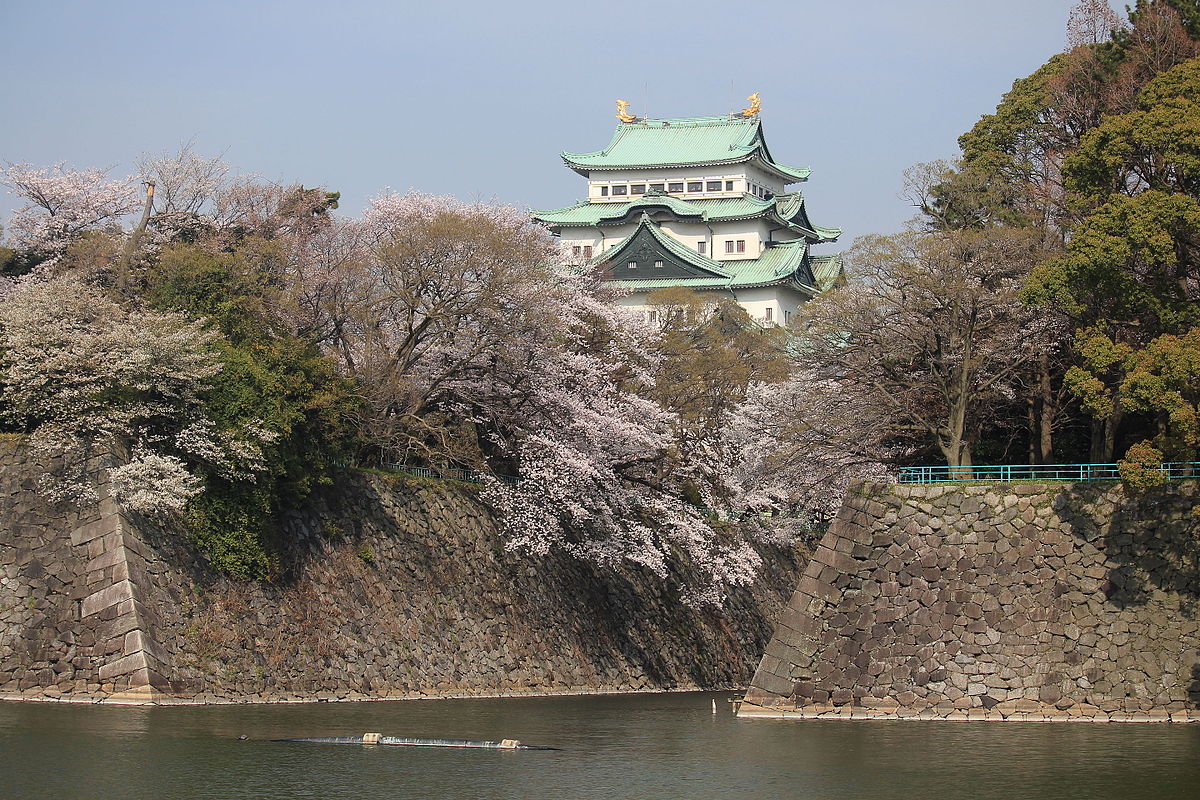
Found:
585,164 -> 799,203
611,284 -> 810,327
732,285 -> 808,325
558,219 -> 788,262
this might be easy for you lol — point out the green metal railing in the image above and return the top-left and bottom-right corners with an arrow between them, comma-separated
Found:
378,462 -> 520,486
898,462 -> 1199,484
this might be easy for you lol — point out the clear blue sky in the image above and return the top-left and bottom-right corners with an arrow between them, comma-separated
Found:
0,0 -> 1108,243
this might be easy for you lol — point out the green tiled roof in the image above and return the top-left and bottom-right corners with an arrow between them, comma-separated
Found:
561,115 -> 811,183
534,194 -> 771,227
808,254 -> 845,292
533,192 -> 841,244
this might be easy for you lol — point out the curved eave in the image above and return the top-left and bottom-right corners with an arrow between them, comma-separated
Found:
756,156 -> 812,183
753,123 -> 811,183
770,215 -> 842,244
536,196 -> 783,229
593,195 -> 709,226
563,152 -> 813,185
531,201 -> 591,228
768,196 -> 842,244
562,152 -> 755,176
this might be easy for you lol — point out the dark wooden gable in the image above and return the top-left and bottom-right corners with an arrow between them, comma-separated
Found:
600,223 -> 724,281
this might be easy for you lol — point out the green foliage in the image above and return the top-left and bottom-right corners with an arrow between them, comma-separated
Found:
1067,57 -> 1200,202
148,241 -> 283,345
646,289 -> 791,489
183,483 -> 276,580
649,290 -> 791,433
1118,440 -> 1171,487
1120,328 -> 1200,459
958,54 -> 1074,175
0,244 -> 45,278
1064,329 -> 1134,418
1026,191 -> 1200,329
145,241 -> 360,579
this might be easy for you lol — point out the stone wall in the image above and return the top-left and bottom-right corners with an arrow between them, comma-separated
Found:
741,480 -> 1200,721
0,442 -> 805,703
0,443 -> 169,700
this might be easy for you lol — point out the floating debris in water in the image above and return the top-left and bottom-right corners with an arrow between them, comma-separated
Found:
272,733 -> 560,750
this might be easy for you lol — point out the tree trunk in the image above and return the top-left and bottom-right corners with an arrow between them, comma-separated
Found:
1027,398 -> 1038,465
1089,416 -> 1105,463
1091,404 -> 1123,462
939,431 -> 973,477
117,181 -> 154,293
1038,352 -> 1055,463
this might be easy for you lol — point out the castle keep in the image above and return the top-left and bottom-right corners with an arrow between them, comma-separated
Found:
534,97 -> 843,323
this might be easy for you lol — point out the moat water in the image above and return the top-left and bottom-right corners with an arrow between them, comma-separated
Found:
2,692 -> 1198,799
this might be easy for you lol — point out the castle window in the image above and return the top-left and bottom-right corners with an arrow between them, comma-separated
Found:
669,182 -> 684,192
583,245 -> 593,258
736,240 -> 746,253
654,260 -> 663,269
649,183 -> 665,192
599,186 -> 609,196
725,240 -> 735,254
572,245 -> 582,258
631,184 -> 646,195
647,310 -> 657,325
706,181 -> 721,191
612,185 -> 628,196
725,181 -> 734,191
765,307 -> 774,322
697,241 -> 706,254
687,181 -> 703,192
627,260 -> 637,269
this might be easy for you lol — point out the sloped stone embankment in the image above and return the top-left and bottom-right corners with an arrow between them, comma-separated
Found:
741,480 -> 1200,722
0,441 -> 804,703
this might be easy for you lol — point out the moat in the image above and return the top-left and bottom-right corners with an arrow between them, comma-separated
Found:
3,692 -> 1198,800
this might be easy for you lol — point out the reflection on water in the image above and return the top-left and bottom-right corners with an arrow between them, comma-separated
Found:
2,692 -> 1199,800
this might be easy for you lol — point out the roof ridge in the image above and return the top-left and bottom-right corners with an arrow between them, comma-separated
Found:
627,115 -> 757,125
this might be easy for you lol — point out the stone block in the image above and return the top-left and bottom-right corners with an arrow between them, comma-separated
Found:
81,580 -> 133,618
96,652 -> 147,681
70,515 -> 119,547
752,670 -> 797,699
84,547 -> 128,574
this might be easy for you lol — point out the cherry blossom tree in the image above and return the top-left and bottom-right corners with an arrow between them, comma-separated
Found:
728,377 -> 896,526
0,274 -> 273,515
1067,0 -> 1127,48
274,192 -> 764,603
0,163 -> 139,262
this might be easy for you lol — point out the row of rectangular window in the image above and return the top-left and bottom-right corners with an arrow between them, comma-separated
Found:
647,308 -> 790,326
574,240 -> 746,260
694,240 -> 746,254
600,180 -> 738,197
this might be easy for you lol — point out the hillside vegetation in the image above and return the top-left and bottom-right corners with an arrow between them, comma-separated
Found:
1,0 -> 1197,598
